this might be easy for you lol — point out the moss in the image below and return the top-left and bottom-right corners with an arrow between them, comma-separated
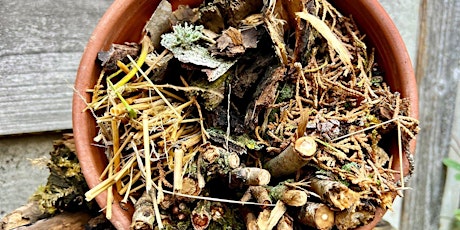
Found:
30,135 -> 95,215
275,83 -> 295,103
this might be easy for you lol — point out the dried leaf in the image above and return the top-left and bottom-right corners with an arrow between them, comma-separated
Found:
296,11 -> 352,67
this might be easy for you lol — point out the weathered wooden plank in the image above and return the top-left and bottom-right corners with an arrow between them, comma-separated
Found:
401,0 -> 460,229
0,0 -> 112,135
439,83 -> 460,230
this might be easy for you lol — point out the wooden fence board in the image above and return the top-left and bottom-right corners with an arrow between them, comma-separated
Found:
0,0 -> 112,135
401,0 -> 460,229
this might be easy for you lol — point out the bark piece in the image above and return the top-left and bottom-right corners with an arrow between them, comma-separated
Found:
310,177 -> 360,210
199,4 -> 226,33
97,43 -> 140,73
215,0 -> 264,27
265,136 -> 317,178
244,66 -> 286,129
297,202 -> 334,230
170,5 -> 199,25
143,0 -> 173,48
0,202 -> 46,230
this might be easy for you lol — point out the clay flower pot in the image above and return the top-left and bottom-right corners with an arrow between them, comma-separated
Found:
72,0 -> 418,229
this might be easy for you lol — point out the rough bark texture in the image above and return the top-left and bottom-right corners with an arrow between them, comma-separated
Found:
401,0 -> 460,229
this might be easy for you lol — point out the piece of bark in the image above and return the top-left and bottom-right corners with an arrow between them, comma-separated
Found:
86,213 -> 116,230
199,4 -> 226,33
0,202 -> 47,230
231,41 -> 276,99
215,0 -> 264,27
144,0 -> 173,48
297,202 -> 335,230
231,167 -> 271,186
244,66 -> 286,129
293,0 -> 315,64
170,4 -> 199,26
11,212 -> 91,230
265,136 -> 317,178
309,177 -> 360,211
98,43 -> 140,73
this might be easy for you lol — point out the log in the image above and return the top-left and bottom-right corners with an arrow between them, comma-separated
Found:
297,202 -> 334,230
265,136 -> 317,178
310,177 -> 359,211
231,167 -> 271,186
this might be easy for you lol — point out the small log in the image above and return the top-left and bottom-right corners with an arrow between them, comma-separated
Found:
199,143 -> 241,178
191,200 -> 212,230
13,212 -> 91,230
240,206 -> 259,230
297,202 -> 335,230
276,214 -> 294,230
265,136 -> 317,178
241,186 -> 272,208
231,167 -> 271,186
335,209 -> 375,230
270,182 -> 308,207
257,201 -> 287,230
280,190 -> 308,207
131,191 -> 155,230
310,177 -> 360,210
0,202 -> 46,230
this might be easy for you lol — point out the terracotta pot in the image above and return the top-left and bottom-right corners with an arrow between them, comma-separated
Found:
72,0 -> 418,229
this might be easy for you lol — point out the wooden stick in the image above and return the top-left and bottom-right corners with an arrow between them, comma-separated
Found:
276,214 -> 294,230
231,167 -> 271,186
297,202 -> 334,230
241,186 -> 272,208
191,200 -> 211,230
240,206 -> 259,230
131,191 -> 155,230
173,148 -> 185,192
310,177 -> 359,210
334,208 -> 374,230
143,112 -> 152,192
265,136 -> 317,178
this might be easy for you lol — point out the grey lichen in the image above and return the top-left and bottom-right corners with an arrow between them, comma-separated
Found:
160,23 -> 236,82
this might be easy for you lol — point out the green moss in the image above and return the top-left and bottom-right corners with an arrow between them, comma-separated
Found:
30,136 -> 94,215
276,83 -> 295,103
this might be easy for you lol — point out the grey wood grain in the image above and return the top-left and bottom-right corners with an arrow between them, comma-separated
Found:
0,0 -> 112,135
401,0 -> 460,229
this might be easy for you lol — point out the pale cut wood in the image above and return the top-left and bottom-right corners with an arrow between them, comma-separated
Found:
0,0 -> 112,135
401,0 -> 460,230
